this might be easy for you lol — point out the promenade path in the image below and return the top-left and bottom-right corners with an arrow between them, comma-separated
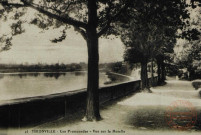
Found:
3,77 -> 201,135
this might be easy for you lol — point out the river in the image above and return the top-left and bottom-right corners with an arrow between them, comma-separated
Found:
0,71 -> 130,101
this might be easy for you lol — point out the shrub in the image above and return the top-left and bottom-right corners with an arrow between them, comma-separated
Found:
192,80 -> 201,90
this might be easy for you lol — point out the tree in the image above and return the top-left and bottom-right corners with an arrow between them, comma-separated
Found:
0,0 -> 132,121
175,39 -> 201,80
119,0 -> 187,90
174,1 -> 201,80
155,32 -> 177,84
155,0 -> 201,83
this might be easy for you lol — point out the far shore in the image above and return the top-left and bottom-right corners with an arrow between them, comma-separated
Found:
0,70 -> 86,74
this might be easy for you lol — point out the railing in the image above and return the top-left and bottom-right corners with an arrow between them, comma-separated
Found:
0,76 -> 157,128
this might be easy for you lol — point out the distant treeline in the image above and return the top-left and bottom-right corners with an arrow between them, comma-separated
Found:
0,63 -> 87,72
0,62 -> 132,74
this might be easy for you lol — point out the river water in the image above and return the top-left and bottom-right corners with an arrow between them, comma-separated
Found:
0,71 -> 129,101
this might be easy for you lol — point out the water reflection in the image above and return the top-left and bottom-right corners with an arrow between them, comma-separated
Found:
75,71 -> 85,76
9,73 -> 40,78
0,72 -> 130,82
44,73 -> 66,79
0,72 -> 68,79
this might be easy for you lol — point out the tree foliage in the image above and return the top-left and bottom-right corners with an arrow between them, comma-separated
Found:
120,0 -> 188,62
174,1 -> 201,80
0,0 -> 132,40
175,39 -> 201,79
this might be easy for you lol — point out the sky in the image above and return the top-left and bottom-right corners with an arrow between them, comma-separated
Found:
0,12 -> 124,64
1,1 -> 199,65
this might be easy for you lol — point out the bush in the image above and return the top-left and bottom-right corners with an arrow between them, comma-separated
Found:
192,80 -> 201,90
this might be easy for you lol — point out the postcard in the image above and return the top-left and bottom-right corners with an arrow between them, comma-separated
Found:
0,0 -> 200,135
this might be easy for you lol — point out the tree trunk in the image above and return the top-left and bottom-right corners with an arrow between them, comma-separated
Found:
161,59 -> 166,83
84,0 -> 101,121
151,58 -> 154,86
141,59 -> 150,91
189,69 -> 195,81
157,59 -> 162,85
85,32 -> 101,121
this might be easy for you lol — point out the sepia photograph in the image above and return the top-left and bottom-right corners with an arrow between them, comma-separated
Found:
0,0 -> 200,135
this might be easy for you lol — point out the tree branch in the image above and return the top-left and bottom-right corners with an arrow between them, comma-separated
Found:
26,2 -> 87,29
0,1 -> 26,8
97,23 -> 110,37
97,1 -> 131,37
74,26 -> 87,41
1,1 -> 87,29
